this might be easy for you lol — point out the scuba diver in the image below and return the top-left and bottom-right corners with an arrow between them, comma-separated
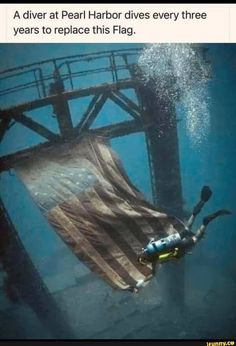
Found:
135,186 -> 231,292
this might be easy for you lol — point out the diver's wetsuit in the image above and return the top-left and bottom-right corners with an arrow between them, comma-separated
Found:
177,228 -> 201,257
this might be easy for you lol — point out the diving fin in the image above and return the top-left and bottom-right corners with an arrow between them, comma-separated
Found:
201,186 -> 212,202
192,186 -> 213,217
203,209 -> 231,226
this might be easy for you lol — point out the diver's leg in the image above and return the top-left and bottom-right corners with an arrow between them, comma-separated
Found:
203,209 -> 231,227
186,186 -> 212,230
191,209 -> 231,243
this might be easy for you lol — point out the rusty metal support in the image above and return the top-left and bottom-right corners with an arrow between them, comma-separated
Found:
0,118 -> 11,142
0,198 -> 75,338
109,91 -> 141,120
0,120 -> 151,172
12,112 -> 58,142
92,119 -> 145,138
134,75 -> 185,307
49,71 -> 73,138
75,93 -> 108,134
112,90 -> 141,113
0,80 -> 137,118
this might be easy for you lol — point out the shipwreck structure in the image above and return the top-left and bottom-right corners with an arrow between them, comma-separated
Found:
0,48 -> 186,338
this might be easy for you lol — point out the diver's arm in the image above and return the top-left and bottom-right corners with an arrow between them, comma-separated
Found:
151,257 -> 158,275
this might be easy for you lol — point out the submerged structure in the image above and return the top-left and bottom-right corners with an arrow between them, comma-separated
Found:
0,47 -> 208,338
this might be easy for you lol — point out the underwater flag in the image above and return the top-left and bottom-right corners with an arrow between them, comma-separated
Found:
14,134 -> 181,290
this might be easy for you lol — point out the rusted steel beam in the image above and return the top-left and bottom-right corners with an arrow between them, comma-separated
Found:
0,80 -> 136,117
75,93 -> 108,134
109,91 -> 140,120
112,90 -> 141,114
135,76 -> 185,307
53,97 -> 73,138
0,48 -> 142,76
0,118 -> 11,142
0,120 -> 149,172
0,141 -> 58,172
49,72 -> 74,138
75,93 -> 102,130
12,113 -> 58,142
92,119 -> 146,138
0,198 -> 75,338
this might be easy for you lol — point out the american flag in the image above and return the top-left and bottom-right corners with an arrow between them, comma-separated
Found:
16,135 -> 181,290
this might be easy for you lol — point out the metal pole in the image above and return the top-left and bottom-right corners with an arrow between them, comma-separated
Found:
0,197 -> 75,338
134,75 -> 185,307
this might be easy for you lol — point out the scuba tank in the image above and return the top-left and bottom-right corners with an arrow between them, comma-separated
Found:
138,232 -> 182,267
144,233 -> 182,255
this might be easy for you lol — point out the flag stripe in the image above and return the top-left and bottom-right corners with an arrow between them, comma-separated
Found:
93,184 -> 146,251
73,192 -> 146,283
94,184 -> 151,244
92,138 -> 169,237
95,141 -> 137,197
97,185 -> 159,240
48,205 -> 130,290
58,196 -> 140,287
88,186 -> 152,277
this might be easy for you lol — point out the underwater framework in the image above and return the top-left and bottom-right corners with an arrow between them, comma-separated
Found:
0,43 -> 235,339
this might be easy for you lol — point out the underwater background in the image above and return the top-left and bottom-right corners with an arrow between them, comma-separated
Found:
0,43 -> 235,339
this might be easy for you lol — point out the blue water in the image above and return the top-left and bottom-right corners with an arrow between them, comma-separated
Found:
0,43 -> 236,339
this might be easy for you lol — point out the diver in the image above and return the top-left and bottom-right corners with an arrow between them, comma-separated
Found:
135,186 -> 231,291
